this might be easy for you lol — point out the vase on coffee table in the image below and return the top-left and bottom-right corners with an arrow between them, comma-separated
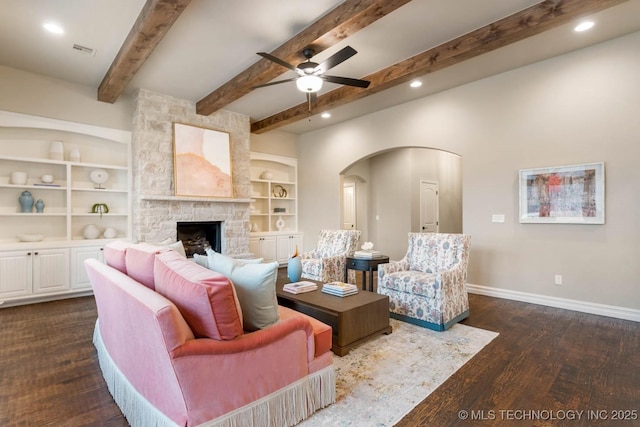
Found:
287,256 -> 302,282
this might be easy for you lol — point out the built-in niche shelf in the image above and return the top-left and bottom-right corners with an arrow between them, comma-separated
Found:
250,152 -> 298,233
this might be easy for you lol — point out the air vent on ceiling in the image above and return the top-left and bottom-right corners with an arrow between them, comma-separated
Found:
72,44 -> 96,56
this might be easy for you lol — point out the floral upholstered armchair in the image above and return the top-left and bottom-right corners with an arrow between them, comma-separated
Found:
300,229 -> 361,283
377,233 -> 471,331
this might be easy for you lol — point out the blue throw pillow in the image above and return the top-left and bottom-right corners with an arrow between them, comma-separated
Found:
204,248 -> 277,331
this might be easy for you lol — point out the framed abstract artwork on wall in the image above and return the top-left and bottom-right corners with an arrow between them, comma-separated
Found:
173,123 -> 233,198
519,162 -> 605,224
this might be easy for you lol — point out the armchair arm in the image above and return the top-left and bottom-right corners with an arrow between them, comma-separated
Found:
319,254 -> 347,282
435,264 -> 469,323
300,249 -> 319,260
378,258 -> 409,280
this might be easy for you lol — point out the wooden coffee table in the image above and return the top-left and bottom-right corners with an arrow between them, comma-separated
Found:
276,279 -> 392,356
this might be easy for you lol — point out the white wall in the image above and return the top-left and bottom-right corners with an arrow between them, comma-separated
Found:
298,32 -> 640,311
250,130 -> 298,158
0,66 -> 132,131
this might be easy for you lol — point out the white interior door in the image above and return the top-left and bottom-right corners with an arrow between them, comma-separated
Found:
343,182 -> 356,230
420,180 -> 439,233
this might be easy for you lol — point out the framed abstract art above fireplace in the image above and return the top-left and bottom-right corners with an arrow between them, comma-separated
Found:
173,122 -> 233,198
519,162 -> 605,224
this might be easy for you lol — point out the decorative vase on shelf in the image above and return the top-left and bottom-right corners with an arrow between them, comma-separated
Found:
103,227 -> 117,239
49,140 -> 64,161
19,191 -> 34,213
35,199 -> 45,213
260,170 -> 274,180
275,215 -> 285,231
69,148 -> 81,162
287,256 -> 302,283
83,224 -> 101,239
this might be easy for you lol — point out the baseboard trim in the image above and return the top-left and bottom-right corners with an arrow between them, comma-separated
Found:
466,283 -> 640,323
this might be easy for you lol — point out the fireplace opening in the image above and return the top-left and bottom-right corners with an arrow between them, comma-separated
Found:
176,221 -> 222,257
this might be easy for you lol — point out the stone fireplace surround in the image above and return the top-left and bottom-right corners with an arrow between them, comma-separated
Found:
131,89 -> 252,257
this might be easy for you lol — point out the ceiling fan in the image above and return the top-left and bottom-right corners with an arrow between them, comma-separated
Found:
253,46 -> 371,110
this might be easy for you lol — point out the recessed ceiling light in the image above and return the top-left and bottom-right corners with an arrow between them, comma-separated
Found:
410,80 -> 422,88
574,21 -> 594,32
321,112 -> 331,119
43,22 -> 64,34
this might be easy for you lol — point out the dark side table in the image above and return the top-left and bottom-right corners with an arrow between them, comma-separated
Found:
345,255 -> 390,292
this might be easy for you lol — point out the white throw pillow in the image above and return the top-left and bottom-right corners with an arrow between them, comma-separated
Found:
205,247 -> 263,272
156,238 -> 187,258
204,248 -> 277,331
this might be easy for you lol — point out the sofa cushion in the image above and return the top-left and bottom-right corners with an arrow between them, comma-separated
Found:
278,306 -> 332,357
154,250 -> 243,340
204,249 -> 277,331
104,241 -> 134,274
125,243 -> 167,290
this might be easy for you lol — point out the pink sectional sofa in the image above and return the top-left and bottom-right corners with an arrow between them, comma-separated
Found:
86,242 -> 335,427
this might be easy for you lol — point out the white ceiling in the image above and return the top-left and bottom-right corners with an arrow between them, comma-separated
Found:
1,0 -> 639,134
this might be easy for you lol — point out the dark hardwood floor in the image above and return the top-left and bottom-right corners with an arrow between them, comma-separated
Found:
1,275 -> 638,426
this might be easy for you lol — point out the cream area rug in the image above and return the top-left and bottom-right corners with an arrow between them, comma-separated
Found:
300,319 -> 499,426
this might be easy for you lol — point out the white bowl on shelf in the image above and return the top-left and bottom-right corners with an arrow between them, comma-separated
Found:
10,171 -> 28,185
18,234 -> 44,242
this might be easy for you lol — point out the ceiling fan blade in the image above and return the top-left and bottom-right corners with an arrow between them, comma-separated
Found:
315,46 -> 357,74
322,75 -> 371,88
252,78 -> 297,89
257,52 -> 298,72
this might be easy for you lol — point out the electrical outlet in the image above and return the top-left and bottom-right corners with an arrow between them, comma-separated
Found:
492,214 -> 505,223
554,275 -> 563,285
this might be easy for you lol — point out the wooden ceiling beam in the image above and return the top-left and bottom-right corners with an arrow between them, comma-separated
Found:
97,0 -> 192,103
251,0 -> 628,134
195,0 -> 413,116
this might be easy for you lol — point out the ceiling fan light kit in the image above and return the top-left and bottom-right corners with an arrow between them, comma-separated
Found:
254,45 -> 370,98
296,75 -> 323,93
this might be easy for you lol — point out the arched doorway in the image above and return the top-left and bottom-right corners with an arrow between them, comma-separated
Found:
341,147 -> 462,260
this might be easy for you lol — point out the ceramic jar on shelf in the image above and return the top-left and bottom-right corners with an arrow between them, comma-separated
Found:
19,191 -> 34,213
35,199 -> 45,213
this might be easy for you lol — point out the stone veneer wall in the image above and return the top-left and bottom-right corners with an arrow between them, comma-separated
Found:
131,89 -> 252,256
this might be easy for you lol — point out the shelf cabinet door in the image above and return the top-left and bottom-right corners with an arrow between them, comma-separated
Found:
0,250 -> 33,299
249,236 -> 277,262
71,246 -> 104,290
32,248 -> 70,294
276,234 -> 303,264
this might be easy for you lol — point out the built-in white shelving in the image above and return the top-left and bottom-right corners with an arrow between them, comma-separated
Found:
0,110 -> 131,306
249,152 -> 303,264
